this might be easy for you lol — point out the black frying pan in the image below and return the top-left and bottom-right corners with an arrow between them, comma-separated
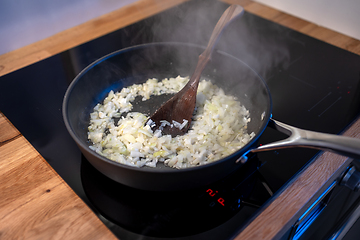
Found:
63,42 -> 360,191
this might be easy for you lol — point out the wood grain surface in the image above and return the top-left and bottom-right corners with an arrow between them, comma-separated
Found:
0,113 -> 117,239
0,0 -> 359,239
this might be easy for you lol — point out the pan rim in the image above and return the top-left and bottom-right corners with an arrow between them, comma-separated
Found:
62,42 -> 272,173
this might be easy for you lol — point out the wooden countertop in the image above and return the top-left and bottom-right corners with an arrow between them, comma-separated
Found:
0,0 -> 359,239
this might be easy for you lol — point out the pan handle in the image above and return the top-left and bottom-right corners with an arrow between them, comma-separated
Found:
246,118 -> 360,160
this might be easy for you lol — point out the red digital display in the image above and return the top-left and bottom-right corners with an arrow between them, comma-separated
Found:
218,198 -> 225,206
206,188 -> 218,196
206,188 -> 225,206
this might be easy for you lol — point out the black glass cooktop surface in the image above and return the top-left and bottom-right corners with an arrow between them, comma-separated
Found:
1,0 -> 360,239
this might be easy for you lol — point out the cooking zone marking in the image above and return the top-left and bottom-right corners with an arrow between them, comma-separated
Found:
318,96 -> 342,117
290,75 -> 317,89
308,92 -> 332,112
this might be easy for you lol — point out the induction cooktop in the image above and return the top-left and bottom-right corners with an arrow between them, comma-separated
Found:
1,0 -> 360,239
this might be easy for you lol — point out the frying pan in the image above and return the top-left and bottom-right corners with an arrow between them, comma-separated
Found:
63,42 -> 360,191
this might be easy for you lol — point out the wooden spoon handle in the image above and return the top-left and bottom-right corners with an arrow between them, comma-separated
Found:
189,5 -> 244,90
203,5 -> 244,59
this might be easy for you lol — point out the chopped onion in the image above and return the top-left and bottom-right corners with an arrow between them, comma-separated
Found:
87,76 -> 254,169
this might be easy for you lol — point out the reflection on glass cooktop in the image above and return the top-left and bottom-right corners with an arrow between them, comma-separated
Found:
0,0 -> 359,239
81,154 -> 272,238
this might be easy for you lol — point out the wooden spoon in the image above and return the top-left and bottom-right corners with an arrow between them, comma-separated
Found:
148,5 -> 244,137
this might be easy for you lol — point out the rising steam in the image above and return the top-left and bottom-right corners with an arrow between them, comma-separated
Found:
149,0 -> 290,80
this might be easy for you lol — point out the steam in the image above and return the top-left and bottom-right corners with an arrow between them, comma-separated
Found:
149,0 -> 290,80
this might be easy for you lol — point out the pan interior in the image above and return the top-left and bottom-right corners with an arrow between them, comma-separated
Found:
64,43 -> 271,170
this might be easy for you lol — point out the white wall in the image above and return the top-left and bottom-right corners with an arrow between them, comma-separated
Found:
254,0 -> 360,41
2,0 -> 360,56
0,0 -> 137,55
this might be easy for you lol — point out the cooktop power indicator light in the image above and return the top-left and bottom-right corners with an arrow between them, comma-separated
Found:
206,188 -> 218,197
218,198 -> 225,206
206,188 -> 225,206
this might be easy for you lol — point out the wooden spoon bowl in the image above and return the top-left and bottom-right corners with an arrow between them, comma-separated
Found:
148,5 -> 244,137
